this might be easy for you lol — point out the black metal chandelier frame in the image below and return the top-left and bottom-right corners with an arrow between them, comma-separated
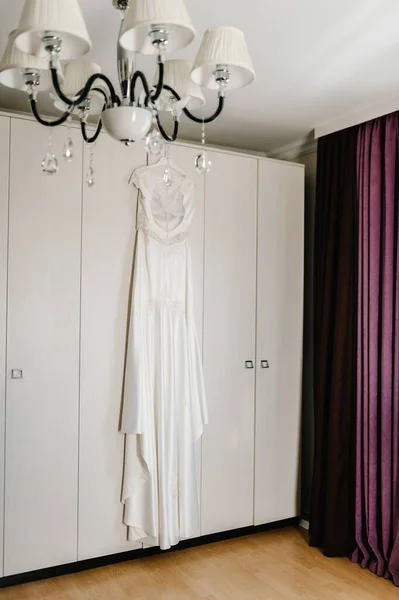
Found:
27,51 -> 225,145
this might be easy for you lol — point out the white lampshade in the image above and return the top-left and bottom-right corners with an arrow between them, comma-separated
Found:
0,30 -> 54,91
191,26 -> 255,90
53,61 -> 105,115
155,60 -> 204,111
120,0 -> 196,54
15,0 -> 91,60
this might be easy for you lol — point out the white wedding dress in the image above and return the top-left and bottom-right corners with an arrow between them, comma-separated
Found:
121,160 -> 208,550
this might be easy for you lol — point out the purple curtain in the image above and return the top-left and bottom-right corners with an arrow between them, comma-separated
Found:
353,113 -> 399,584
310,130 -> 358,557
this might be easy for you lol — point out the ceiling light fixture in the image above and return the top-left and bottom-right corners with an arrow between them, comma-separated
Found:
0,0 -> 255,152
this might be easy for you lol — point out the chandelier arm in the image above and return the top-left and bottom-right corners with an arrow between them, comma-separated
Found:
163,84 -> 225,124
81,120 -> 103,144
51,68 -> 120,107
156,113 -> 179,143
92,87 -> 109,106
184,95 -> 225,123
151,59 -> 164,103
29,97 -> 73,127
130,70 -> 151,106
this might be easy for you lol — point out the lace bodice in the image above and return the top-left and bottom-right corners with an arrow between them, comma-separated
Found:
131,163 -> 196,246
137,207 -> 190,245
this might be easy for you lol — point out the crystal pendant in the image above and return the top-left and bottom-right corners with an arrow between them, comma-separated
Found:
63,138 -> 74,163
41,152 -> 59,176
145,129 -> 165,156
86,166 -> 95,187
195,150 -> 212,175
163,166 -> 173,188
85,142 -> 96,187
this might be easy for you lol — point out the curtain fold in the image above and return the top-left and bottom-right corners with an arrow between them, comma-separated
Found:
310,128 -> 358,557
353,113 -> 399,584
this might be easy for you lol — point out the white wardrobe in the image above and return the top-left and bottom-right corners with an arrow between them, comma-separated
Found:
0,113 -> 304,577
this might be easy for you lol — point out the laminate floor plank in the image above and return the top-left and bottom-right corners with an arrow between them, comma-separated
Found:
0,529 -> 397,599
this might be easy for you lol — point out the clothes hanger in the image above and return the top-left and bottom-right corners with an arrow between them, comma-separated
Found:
129,143 -> 193,191
147,144 -> 188,180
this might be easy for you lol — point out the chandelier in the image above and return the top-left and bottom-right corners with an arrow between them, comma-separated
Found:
0,0 -> 255,174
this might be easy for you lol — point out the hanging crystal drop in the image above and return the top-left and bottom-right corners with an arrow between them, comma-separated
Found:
85,143 -> 96,187
41,132 -> 59,176
63,136 -> 74,163
63,119 -> 74,163
194,151 -> 212,175
145,126 -> 165,156
63,137 -> 74,162
41,152 -> 59,176
163,166 -> 173,188
195,121 -> 211,175
86,166 -> 95,187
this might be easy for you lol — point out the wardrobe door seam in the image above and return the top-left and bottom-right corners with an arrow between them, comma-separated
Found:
2,117 -> 11,578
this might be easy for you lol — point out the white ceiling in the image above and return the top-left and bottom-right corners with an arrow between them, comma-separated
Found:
1,0 -> 399,153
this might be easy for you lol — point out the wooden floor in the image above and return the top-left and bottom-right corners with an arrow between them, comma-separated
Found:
0,528 -> 397,599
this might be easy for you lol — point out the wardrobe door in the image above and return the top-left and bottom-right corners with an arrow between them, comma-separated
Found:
254,160 -> 304,525
201,151 -> 257,535
5,119 -> 82,575
78,136 -> 145,560
0,116 -> 10,578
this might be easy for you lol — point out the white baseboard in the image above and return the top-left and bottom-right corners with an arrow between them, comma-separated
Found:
299,518 -> 309,531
